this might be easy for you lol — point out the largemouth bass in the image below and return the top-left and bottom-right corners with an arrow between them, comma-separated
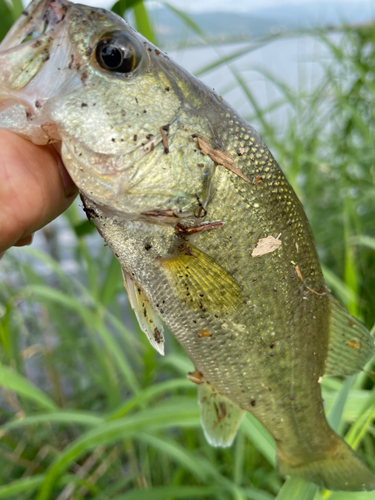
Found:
1,0 -> 374,491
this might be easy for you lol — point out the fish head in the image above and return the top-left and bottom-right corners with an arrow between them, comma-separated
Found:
0,0 -> 220,219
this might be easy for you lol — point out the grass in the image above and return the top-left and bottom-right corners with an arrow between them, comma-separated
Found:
1,1 -> 375,499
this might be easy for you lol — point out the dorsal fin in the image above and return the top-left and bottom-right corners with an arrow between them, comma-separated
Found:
122,270 -> 165,355
159,242 -> 243,315
324,296 -> 374,377
198,380 -> 245,448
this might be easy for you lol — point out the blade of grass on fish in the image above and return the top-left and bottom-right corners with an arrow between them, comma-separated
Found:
0,363 -> 57,411
275,477 -> 317,500
36,404 -> 200,500
111,0 -> 142,18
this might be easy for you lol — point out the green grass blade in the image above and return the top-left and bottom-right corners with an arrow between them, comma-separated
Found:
0,363 -> 57,411
275,477 -> 317,500
327,377 -> 354,433
112,486 -> 222,499
133,1 -> 155,44
0,475 -> 44,498
1,411 -> 104,434
36,404 -> 200,500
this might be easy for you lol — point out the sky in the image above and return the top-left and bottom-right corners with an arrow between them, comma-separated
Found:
75,0 -> 375,13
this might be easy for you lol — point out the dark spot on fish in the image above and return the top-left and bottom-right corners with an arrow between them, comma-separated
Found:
35,100 -> 42,108
22,10 -> 28,15
143,308 -> 147,317
144,243 -> 152,250
270,343 -> 275,348
133,134 -> 137,141
26,110 -> 32,120
146,134 -> 154,140
33,40 -> 42,48
68,54 -> 74,69
155,49 -> 161,55
348,320 -> 355,327
197,163 -> 204,168
165,86 -> 170,91
115,253 -> 119,257
252,175 -> 264,185
268,387 -> 272,391
191,133 -> 198,138
143,109 -> 147,113
111,138 -> 116,142
81,102 -> 88,107
153,327 -> 164,343
85,47 -> 93,57
147,47 -> 152,52
81,72 -> 88,83
121,109 -> 126,116
252,277 -> 257,282
250,399 -> 256,407
135,97 -> 138,104
288,219 -> 293,225
76,63 -> 81,70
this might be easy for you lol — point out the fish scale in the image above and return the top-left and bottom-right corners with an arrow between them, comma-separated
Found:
1,0 -> 374,491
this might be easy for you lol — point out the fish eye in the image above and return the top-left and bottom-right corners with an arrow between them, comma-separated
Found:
95,32 -> 142,74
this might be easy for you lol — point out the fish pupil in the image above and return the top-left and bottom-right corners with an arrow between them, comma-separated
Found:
101,45 -> 123,69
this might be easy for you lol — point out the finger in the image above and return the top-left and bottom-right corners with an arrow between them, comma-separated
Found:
0,130 -> 78,253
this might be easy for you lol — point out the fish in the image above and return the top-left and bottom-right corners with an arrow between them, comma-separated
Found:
0,0 -> 374,491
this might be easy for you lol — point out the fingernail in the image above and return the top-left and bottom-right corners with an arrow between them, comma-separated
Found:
57,156 -> 77,198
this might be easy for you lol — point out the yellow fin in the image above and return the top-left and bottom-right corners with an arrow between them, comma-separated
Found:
160,243 -> 242,315
324,296 -> 374,376
198,381 -> 245,448
122,270 -> 165,356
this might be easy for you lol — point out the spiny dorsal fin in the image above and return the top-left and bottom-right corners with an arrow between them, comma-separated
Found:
122,270 -> 165,356
324,296 -> 374,377
198,381 -> 245,448
160,243 -> 243,316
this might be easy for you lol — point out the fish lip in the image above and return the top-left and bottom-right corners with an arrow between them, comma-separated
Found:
0,0 -> 69,53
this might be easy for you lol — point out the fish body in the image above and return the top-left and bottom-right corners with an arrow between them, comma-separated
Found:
1,0 -> 374,491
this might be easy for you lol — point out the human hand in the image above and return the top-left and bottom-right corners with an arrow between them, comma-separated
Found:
0,130 -> 77,256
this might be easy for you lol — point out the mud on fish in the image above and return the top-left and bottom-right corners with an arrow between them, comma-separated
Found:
1,0 -> 374,491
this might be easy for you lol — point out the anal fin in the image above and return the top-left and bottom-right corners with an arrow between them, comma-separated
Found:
198,381 -> 245,448
324,295 -> 374,376
122,270 -> 165,356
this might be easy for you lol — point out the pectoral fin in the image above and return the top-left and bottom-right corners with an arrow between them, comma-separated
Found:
324,296 -> 374,376
198,381 -> 245,448
122,270 -> 165,355
160,243 -> 243,316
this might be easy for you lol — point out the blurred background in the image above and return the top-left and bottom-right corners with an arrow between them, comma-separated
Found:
1,0 -> 375,499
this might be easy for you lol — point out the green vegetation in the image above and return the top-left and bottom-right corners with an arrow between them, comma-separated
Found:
1,1 -> 375,498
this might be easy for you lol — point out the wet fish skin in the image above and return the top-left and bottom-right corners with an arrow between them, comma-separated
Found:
0,0 -> 374,491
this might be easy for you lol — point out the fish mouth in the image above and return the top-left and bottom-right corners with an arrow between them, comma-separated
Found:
0,0 -> 76,145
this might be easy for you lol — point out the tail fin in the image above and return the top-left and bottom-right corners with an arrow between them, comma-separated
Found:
278,435 -> 375,491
